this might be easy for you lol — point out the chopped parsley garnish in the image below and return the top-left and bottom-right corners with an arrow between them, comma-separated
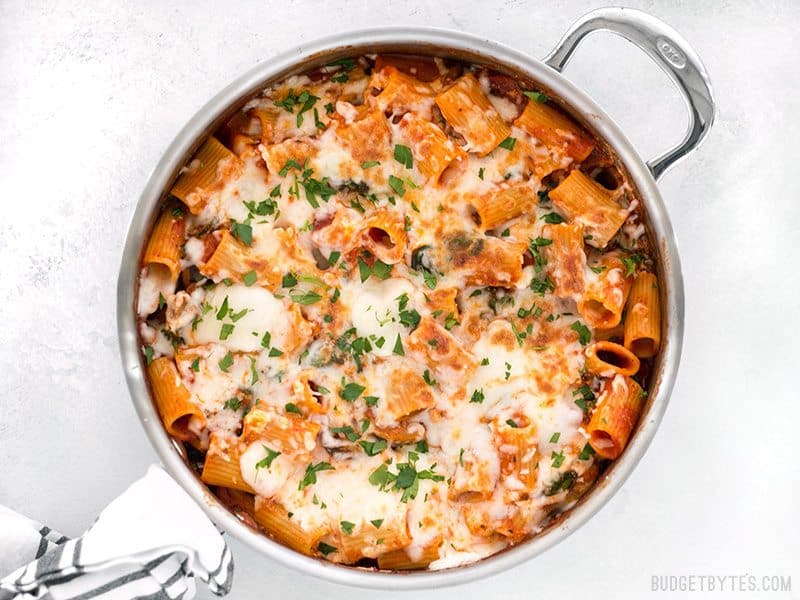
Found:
328,57 -> 356,70
589,265 -> 607,274
299,461 -> 334,490
340,521 -> 355,535
422,369 -> 437,386
499,136 -> 517,151
218,351 -> 234,372
268,347 -> 284,357
332,426 -> 360,442
285,402 -> 302,415
142,345 -> 154,365
219,323 -> 234,340
364,395 -> 379,407
470,389 -> 485,404
361,160 -> 380,169
550,432 -> 561,443
393,144 -> 413,169
243,270 -> 258,286
249,356 -> 259,385
368,453 -> 444,502
421,268 -> 437,289
339,381 -> 365,401
506,419 -> 519,428
290,290 -> 322,305
523,90 -> 549,103
370,519 -> 384,529
478,167 -> 485,180
229,308 -> 248,322
223,397 -> 241,411
278,158 -> 303,177
260,331 -> 271,348
230,220 -> 253,246
358,438 -> 388,456
244,198 -> 277,218
392,334 -> 405,356
544,470 -> 577,496
540,212 -> 565,224
317,542 -> 337,556
573,385 -> 596,411
579,442 -> 596,460
551,450 -> 565,468
281,273 -> 297,288
358,257 -> 393,282
570,320 -> 591,345
190,357 -> 200,372
256,446 -> 281,470
528,236 -> 552,273
622,254 -> 643,277
530,275 -> 555,296
399,308 -> 421,329
387,174 -> 406,197
216,296 -> 229,320
443,313 -> 459,331
372,260 -> 392,280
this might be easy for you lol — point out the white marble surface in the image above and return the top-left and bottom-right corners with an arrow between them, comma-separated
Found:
1,1 -> 798,598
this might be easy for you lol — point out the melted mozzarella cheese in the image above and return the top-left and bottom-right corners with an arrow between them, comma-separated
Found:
186,284 -> 291,353
342,276 -> 417,357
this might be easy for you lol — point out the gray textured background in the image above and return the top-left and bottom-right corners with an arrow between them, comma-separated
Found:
1,1 -> 798,598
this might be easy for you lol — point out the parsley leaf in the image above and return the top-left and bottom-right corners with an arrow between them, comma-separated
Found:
579,442 -> 596,460
230,220 -> 252,246
299,462 -> 334,490
358,438 -> 388,456
523,90 -> 549,103
387,174 -> 406,196
256,446 -> 281,470
218,351 -> 234,372
317,541 -> 337,556
290,290 -> 323,305
393,144 -> 413,169
622,254 -> 643,277
243,270 -> 258,286
540,212 -> 565,224
339,382 -> 365,402
392,334 -> 405,356
285,402 -> 302,415
570,320 -> 591,345
499,136 -> 517,151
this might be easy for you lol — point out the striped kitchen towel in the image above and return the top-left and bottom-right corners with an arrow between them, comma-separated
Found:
0,465 -> 233,599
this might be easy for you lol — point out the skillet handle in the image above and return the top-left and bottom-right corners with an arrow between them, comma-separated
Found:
543,7 -> 715,180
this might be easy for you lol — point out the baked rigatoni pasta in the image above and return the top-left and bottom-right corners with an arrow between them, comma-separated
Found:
137,53 -> 659,570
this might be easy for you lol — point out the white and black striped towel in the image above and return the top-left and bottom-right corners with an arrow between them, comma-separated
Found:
0,466 -> 233,600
